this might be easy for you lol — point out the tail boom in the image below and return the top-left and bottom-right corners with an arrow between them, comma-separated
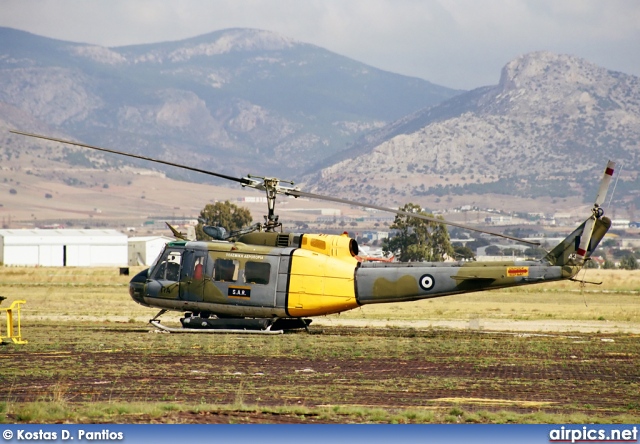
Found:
355,216 -> 612,305
355,260 -> 568,305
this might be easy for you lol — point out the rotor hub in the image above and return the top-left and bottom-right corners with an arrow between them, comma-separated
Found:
593,206 -> 605,219
244,175 -> 297,232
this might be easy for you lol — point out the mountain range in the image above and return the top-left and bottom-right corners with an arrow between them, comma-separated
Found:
306,51 -> 640,213
1,27 -> 639,221
0,27 -> 456,178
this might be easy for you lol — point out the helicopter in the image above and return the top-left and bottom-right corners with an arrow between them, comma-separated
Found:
11,130 -> 615,334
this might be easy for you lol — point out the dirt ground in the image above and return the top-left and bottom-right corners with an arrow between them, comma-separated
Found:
1,323 -> 638,423
314,317 -> 640,334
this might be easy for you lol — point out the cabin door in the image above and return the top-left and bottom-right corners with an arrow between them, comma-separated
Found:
210,256 -> 278,308
179,249 -> 207,302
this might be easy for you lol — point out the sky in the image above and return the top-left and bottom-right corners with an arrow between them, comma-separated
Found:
2,0 -> 639,90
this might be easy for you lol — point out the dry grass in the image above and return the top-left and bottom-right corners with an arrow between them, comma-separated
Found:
330,269 -> 640,325
0,267 -> 638,326
0,267 -> 150,322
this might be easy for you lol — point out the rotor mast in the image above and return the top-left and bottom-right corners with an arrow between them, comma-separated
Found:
244,175 -> 296,232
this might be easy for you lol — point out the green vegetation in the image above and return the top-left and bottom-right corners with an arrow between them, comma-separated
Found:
195,200 -> 253,241
423,178 -> 575,199
63,150 -> 94,168
619,255 -> 639,270
3,401 -> 638,424
382,203 -> 454,262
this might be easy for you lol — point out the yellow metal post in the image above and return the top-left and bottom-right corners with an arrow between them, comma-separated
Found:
0,300 -> 27,344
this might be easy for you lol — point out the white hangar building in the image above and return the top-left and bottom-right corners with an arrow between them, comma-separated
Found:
128,235 -> 173,266
0,229 -> 128,267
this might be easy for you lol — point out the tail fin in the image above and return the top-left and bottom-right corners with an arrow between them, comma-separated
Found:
547,160 -> 616,267
544,217 -> 611,266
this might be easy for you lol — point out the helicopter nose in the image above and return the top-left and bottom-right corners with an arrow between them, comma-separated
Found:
129,268 -> 150,307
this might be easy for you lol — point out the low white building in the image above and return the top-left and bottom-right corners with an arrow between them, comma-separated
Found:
0,229 -> 128,267
484,216 -> 513,225
611,219 -> 631,229
128,236 -> 173,266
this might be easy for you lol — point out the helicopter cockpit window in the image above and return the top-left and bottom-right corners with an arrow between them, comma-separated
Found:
244,262 -> 270,285
214,259 -> 239,282
151,250 -> 182,281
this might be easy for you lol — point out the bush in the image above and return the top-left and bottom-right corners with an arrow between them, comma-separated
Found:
619,255 -> 639,270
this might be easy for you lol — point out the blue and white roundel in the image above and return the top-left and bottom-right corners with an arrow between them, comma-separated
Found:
419,274 -> 435,291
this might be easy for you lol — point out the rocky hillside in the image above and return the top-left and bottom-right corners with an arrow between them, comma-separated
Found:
307,52 -> 640,211
0,27 -> 458,178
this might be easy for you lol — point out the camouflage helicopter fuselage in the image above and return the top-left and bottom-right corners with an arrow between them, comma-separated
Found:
129,217 -> 610,320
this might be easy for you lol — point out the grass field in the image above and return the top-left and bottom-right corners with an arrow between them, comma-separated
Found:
0,267 -> 639,423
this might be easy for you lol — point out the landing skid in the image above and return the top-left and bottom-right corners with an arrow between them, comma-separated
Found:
150,320 -> 284,335
148,312 -> 312,334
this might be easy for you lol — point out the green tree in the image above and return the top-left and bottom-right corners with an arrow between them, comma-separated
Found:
524,247 -> 547,260
502,248 -> 522,257
382,203 -> 454,262
583,258 -> 598,269
453,244 -> 475,260
619,255 -> 639,270
466,237 -> 490,251
196,201 -> 253,241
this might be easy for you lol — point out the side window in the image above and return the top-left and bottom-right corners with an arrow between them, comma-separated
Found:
214,259 -> 239,282
192,255 -> 205,280
151,250 -> 182,281
244,262 -> 271,285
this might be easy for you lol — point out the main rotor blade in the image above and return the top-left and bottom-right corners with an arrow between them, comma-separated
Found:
288,189 -> 540,246
8,130 -> 539,246
9,130 -> 252,186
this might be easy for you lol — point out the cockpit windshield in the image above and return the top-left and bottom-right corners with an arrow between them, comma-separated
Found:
150,248 -> 183,281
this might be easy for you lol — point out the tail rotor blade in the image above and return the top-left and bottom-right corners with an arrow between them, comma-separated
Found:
576,160 -> 616,263
576,217 -> 596,262
594,160 -> 616,206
